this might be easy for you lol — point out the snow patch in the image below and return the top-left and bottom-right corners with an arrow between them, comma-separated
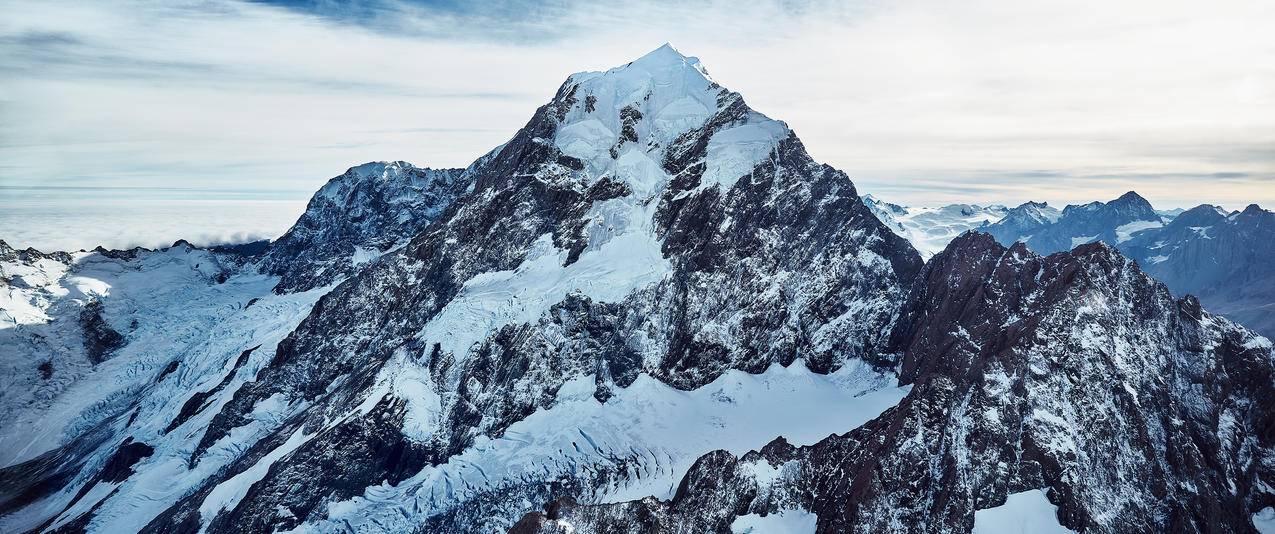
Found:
731,508 -> 817,534
1189,226 -> 1213,239
973,489 -> 1075,534
1114,220 -> 1163,243
1254,507 -> 1275,534
350,246 -> 380,267
1070,234 -> 1099,248
700,117 -> 789,192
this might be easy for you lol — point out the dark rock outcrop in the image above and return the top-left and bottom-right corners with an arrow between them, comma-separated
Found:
524,232 -> 1275,533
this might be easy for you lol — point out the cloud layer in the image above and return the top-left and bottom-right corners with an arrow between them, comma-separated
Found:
1,0 -> 1272,247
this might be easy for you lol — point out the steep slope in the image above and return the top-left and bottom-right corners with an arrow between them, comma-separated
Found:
257,161 -> 470,293
0,44 -> 921,533
524,233 -> 1275,533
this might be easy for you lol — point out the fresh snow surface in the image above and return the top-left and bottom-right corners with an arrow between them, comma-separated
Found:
1070,234 -> 1099,248
1114,219 -> 1164,243
862,200 -> 1008,258
414,198 -> 671,370
730,508 -> 818,533
972,489 -> 1076,534
555,43 -> 789,197
290,360 -> 909,533
1254,507 -> 1275,534
0,246 -> 329,534
0,254 -> 74,328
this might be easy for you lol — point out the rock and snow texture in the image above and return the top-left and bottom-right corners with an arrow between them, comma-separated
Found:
0,241 -> 74,329
257,161 -> 469,293
1123,203 -> 1275,338
982,191 -> 1160,254
862,196 -> 1008,258
3,45 -> 1275,534
521,233 -> 1275,533
296,362 -> 906,533
981,192 -> 1275,338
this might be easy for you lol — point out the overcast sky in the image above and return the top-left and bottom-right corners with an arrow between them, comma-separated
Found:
2,0 -> 1273,232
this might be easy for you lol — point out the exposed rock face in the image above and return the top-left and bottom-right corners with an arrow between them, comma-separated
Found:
138,43 -> 919,533
257,161 -> 469,293
524,233 -> 1275,533
78,300 -> 125,364
986,194 -> 1275,338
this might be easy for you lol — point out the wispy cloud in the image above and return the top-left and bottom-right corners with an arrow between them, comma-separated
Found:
1,0 -> 1272,221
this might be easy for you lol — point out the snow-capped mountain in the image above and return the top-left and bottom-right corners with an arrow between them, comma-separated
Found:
1,45 -> 1272,534
862,196 -> 1008,258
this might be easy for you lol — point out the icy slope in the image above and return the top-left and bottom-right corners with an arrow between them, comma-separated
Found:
297,362 -> 907,533
0,243 -> 327,534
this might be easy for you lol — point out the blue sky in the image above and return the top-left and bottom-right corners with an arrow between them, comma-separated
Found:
1,0 -> 1273,218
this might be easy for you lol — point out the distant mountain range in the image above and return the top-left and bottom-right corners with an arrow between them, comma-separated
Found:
867,191 -> 1275,339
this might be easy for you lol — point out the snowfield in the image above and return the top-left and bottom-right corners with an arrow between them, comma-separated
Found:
291,360 -> 908,532
0,245 -> 328,533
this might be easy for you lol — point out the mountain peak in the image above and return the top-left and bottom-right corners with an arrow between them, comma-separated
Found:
632,42 -> 692,66
1104,189 -> 1158,221
549,45 -> 788,195
1115,190 -> 1147,203
573,43 -> 713,90
1242,203 -> 1267,215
